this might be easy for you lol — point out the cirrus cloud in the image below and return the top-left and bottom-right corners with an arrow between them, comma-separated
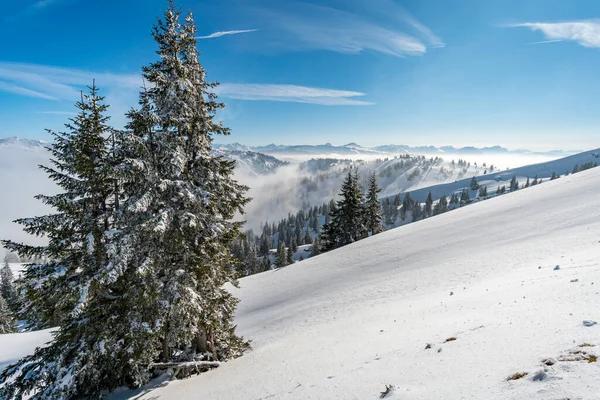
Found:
216,83 -> 373,105
511,20 -> 600,48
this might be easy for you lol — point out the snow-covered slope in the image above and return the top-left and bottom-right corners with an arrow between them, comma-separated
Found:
2,161 -> 599,399
116,166 -> 599,399
400,148 -> 599,202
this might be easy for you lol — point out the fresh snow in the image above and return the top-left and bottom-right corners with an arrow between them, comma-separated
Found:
1,151 -> 599,399
105,166 -> 599,399
0,329 -> 54,371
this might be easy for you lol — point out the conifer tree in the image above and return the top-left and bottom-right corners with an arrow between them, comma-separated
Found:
0,258 -> 17,311
550,172 -> 557,180
290,237 -> 298,254
113,1 -> 251,369
424,191 -> 433,217
320,169 -> 366,251
478,186 -> 487,198
470,176 -> 479,191
303,229 -> 313,245
311,235 -> 322,256
0,83 -> 121,398
434,194 -> 448,215
2,3 -> 251,398
364,172 -> 383,236
411,202 -> 422,222
286,245 -> 294,265
510,174 -> 519,191
0,295 -> 15,334
259,234 -> 271,257
460,188 -> 470,204
402,192 -> 413,216
275,241 -> 287,268
449,193 -> 459,208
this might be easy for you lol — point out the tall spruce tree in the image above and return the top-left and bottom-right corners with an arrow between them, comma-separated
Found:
364,172 -> 383,236
0,83 -> 121,398
275,241 -> 287,268
510,174 -> 519,190
470,176 -> 479,191
424,191 -> 433,217
115,1 -> 250,369
0,258 -> 18,311
0,295 -> 15,334
320,169 -> 366,252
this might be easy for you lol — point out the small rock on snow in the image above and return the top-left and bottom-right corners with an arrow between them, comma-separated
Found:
582,320 -> 597,327
531,370 -> 549,382
554,265 -> 560,270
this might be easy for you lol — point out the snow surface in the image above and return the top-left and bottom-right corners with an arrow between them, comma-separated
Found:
1,156 -> 599,400
0,329 -> 54,371
115,166 -> 600,399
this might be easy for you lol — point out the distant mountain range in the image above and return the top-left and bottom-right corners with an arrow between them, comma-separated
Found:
214,142 -> 579,157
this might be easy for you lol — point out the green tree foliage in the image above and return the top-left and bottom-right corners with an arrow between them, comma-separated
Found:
0,295 -> 15,334
0,257 -> 18,312
320,169 -> 366,252
470,176 -> 479,191
363,172 -> 383,236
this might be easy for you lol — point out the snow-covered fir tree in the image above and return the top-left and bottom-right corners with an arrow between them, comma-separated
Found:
0,257 -> 18,311
286,245 -> 294,265
470,176 -> 479,191
275,241 -> 287,267
320,168 -> 366,252
0,295 -> 15,334
425,191 -> 434,217
478,186 -> 488,198
0,83 -> 121,398
113,0 -> 250,371
363,172 -> 383,236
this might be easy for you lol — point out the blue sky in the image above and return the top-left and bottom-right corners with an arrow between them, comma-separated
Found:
1,0 -> 599,150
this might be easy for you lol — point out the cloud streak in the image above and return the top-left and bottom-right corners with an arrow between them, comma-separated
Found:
0,63 -> 372,107
196,29 -> 258,39
36,111 -> 76,115
216,83 -> 373,105
0,80 -> 59,100
0,62 -> 143,101
255,1 -> 441,57
512,20 -> 600,48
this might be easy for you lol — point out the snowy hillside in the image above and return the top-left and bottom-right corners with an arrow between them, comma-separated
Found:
110,166 -> 599,399
399,148 -> 600,202
215,149 -> 288,176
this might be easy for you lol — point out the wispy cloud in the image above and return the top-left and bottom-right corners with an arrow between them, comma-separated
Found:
254,0 -> 442,57
0,62 -> 143,101
0,80 -> 58,100
511,20 -> 600,48
0,63 -> 371,107
36,111 -> 76,115
216,83 -> 373,105
196,29 -> 258,39
528,39 -> 563,45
